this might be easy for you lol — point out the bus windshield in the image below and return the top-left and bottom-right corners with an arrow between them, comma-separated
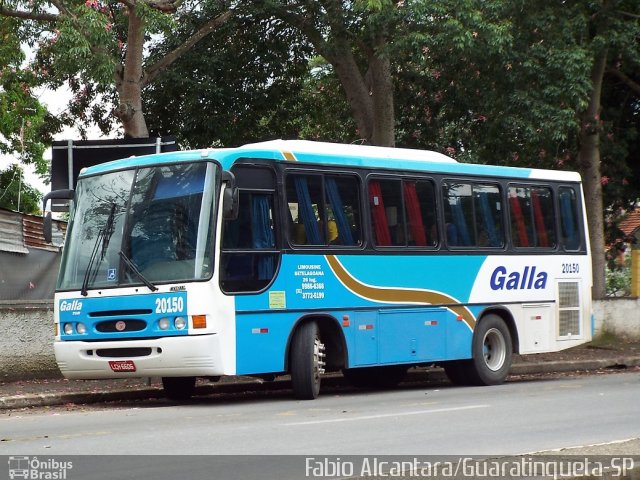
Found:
57,161 -> 218,291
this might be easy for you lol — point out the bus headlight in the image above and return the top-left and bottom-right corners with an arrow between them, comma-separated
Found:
76,323 -> 87,334
158,318 -> 170,330
174,316 -> 187,330
63,323 -> 73,335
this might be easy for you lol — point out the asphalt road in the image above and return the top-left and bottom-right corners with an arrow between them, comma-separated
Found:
1,372 -> 639,479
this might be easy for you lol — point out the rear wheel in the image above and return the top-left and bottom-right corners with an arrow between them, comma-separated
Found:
290,322 -> 326,400
469,314 -> 513,385
162,376 -> 196,401
444,314 -> 512,386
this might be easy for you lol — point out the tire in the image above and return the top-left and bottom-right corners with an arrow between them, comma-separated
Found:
342,365 -> 408,389
162,376 -> 196,401
468,314 -> 513,385
290,322 -> 325,400
443,315 -> 512,386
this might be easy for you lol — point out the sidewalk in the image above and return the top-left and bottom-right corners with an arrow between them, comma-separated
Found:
2,339 -> 639,410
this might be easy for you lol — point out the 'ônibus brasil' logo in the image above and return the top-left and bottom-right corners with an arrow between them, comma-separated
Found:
60,299 -> 83,312
490,266 -> 548,290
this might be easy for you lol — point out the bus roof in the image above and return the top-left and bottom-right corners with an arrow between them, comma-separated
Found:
79,139 -> 582,182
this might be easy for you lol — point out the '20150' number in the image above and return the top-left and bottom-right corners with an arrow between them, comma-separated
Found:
155,296 -> 184,314
562,263 -> 580,274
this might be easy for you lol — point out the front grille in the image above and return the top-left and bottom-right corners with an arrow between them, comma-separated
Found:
90,309 -> 152,317
96,319 -> 147,332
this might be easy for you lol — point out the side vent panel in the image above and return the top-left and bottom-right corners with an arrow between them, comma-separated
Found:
557,281 -> 581,338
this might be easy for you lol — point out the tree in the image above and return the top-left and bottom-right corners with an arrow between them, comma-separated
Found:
393,0 -> 639,298
0,164 -> 42,214
0,0 -> 233,138
258,0 -> 405,147
143,4 -> 320,147
577,0 -> 640,299
0,16 -> 60,171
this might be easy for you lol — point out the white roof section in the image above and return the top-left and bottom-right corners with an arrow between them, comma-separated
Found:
238,139 -> 458,164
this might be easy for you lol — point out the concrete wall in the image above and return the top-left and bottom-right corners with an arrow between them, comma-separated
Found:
0,300 -> 60,381
1,299 -> 639,381
593,297 -> 640,339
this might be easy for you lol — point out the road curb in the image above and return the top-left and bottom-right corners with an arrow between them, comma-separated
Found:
2,356 -> 639,411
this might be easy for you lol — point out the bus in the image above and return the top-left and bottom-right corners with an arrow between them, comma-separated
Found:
43,140 -> 592,400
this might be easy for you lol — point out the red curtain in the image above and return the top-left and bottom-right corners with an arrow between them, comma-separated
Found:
509,195 -> 529,247
531,190 -> 549,247
403,182 -> 427,246
369,181 -> 392,246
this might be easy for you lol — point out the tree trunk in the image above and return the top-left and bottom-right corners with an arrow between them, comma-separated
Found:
330,50 -> 375,144
115,5 -> 149,138
368,49 -> 395,147
578,47 -> 608,299
329,48 -> 395,147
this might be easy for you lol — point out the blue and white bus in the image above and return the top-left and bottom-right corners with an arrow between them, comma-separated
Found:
44,140 -> 592,400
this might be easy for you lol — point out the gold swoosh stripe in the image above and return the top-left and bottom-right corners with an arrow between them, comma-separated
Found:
282,150 -> 297,161
325,255 -> 476,330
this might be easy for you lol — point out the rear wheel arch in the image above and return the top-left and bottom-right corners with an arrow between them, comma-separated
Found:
477,307 -> 519,354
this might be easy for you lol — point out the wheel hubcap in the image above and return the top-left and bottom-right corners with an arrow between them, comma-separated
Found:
483,328 -> 506,371
313,336 -> 326,380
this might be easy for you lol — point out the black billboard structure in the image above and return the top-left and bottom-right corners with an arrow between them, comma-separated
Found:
50,137 -> 178,210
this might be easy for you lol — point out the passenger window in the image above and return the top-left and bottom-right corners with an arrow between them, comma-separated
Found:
509,186 -> 556,248
287,173 -> 361,247
369,178 -> 437,247
405,180 -> 438,247
369,179 -> 404,246
443,182 -> 503,248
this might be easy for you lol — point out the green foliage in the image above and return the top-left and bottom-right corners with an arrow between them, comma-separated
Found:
0,164 -> 42,214
606,254 -> 631,297
143,5 -> 355,147
0,18 -> 59,173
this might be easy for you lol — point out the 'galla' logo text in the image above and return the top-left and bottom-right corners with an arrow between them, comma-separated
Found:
490,266 -> 548,290
60,299 -> 83,312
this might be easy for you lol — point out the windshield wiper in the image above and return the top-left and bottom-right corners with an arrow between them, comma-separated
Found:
119,251 -> 158,292
81,203 -> 117,296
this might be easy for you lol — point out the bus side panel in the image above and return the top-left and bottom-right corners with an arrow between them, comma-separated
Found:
233,254 -> 484,374
469,254 -> 592,353
234,312 -> 298,375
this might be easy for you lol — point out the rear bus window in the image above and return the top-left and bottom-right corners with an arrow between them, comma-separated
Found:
559,187 -> 581,251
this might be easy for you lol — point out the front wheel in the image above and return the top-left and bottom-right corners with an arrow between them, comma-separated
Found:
290,322 -> 326,400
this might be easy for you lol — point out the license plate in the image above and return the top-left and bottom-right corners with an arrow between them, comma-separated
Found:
109,360 -> 137,372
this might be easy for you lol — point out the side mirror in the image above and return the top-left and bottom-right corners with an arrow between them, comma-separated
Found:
222,171 -> 239,220
43,212 -> 53,243
42,189 -> 75,243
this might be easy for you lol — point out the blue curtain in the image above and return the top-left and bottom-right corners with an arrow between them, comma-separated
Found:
560,190 -> 577,249
451,200 -> 472,246
251,195 -> 274,279
294,177 -> 322,244
325,178 -> 355,245
478,191 -> 500,247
